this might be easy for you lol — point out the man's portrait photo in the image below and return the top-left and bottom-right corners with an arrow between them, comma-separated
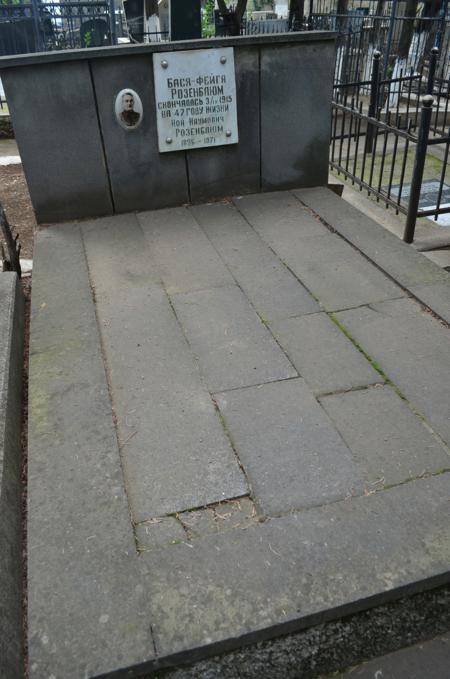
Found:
115,89 -> 143,130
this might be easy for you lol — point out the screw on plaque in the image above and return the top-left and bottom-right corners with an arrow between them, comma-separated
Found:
225,130 -> 232,137
161,60 -> 169,69
166,137 -> 172,144
220,56 -> 227,64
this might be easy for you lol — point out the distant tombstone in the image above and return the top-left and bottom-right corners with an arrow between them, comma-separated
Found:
170,0 -> 201,40
80,19 -> 110,48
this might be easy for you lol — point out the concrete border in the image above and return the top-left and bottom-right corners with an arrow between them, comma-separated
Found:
295,187 -> 450,325
0,272 -> 24,679
0,32 -> 335,69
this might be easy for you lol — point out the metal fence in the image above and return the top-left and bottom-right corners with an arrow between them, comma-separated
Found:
330,48 -> 450,242
0,0 -> 128,55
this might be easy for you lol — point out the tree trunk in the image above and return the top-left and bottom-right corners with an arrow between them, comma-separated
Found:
216,0 -> 247,35
336,0 -> 349,33
288,0 -> 304,30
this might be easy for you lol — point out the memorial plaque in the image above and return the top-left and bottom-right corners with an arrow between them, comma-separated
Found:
153,47 -> 239,153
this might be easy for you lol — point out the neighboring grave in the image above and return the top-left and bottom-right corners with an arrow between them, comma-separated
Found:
391,180 -> 450,227
0,33 -> 335,222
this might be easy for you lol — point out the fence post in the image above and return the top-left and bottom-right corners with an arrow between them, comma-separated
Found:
383,0 -> 398,79
109,0 -> 118,45
403,95 -> 434,244
30,0 -> 44,52
426,46 -> 439,94
365,50 -> 381,154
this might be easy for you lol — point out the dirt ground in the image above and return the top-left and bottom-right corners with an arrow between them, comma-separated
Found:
0,165 -> 36,260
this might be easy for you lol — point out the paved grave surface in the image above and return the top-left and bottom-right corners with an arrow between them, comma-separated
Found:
28,189 -> 450,678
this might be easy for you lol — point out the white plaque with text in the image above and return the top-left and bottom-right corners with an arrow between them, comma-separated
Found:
153,47 -> 239,153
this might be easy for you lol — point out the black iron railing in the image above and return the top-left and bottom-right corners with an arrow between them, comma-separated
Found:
330,48 -> 450,243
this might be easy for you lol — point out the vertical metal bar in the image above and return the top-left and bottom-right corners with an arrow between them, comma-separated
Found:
383,0 -> 398,79
365,50 -> 381,154
434,136 -> 449,219
345,99 -> 354,173
30,0 -> 44,52
403,95 -> 434,243
109,0 -> 118,45
427,46 -> 439,94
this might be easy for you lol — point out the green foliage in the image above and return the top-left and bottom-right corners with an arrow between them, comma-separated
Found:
201,0 -> 215,37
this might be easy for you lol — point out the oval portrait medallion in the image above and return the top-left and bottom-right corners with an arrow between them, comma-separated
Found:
115,89 -> 143,130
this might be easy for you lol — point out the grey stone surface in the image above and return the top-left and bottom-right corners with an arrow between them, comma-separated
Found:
188,47 -> 261,202
295,187 -> 450,288
1,62 -> 112,222
191,202 -> 320,321
28,225 -> 154,678
135,517 -> 187,551
158,589 -> 450,679
233,193 -> 405,309
178,497 -> 258,540
82,216 -> 247,522
91,54 -> 189,213
321,386 -> 450,487
172,285 -> 297,392
270,312 -> 380,395
410,280 -> 450,325
215,378 -> 362,514
137,206 -> 234,294
142,473 -> 450,662
25,193 -> 450,678
260,41 -> 334,190
0,272 -> 24,679
234,191 -> 329,248
281,233 -> 404,310
335,298 -> 450,447
339,632 -> 450,679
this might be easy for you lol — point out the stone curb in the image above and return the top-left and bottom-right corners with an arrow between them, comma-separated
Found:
294,187 -> 450,325
0,272 -> 24,679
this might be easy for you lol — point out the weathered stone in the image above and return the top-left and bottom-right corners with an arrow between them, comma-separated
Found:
270,312 -> 380,395
0,272 -> 23,679
188,47 -> 261,202
135,517 -> 187,551
191,202 -> 320,321
215,378 -> 362,514
28,225 -> 154,678
409,280 -> 450,325
141,474 -> 450,663
339,632 -> 450,679
321,386 -> 450,487
234,191 -> 329,246
171,285 -> 297,392
82,216 -> 247,522
260,41 -> 334,190
335,298 -> 450,447
160,592 -> 450,679
137,206 -> 233,294
295,187 -> 450,288
91,54 -> 189,213
2,62 -> 112,222
178,497 -> 258,539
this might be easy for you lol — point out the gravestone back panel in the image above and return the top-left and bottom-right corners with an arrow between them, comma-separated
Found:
2,61 -> 112,222
0,34 -> 336,223
91,54 -> 189,213
261,41 -> 335,190
187,46 -> 261,203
